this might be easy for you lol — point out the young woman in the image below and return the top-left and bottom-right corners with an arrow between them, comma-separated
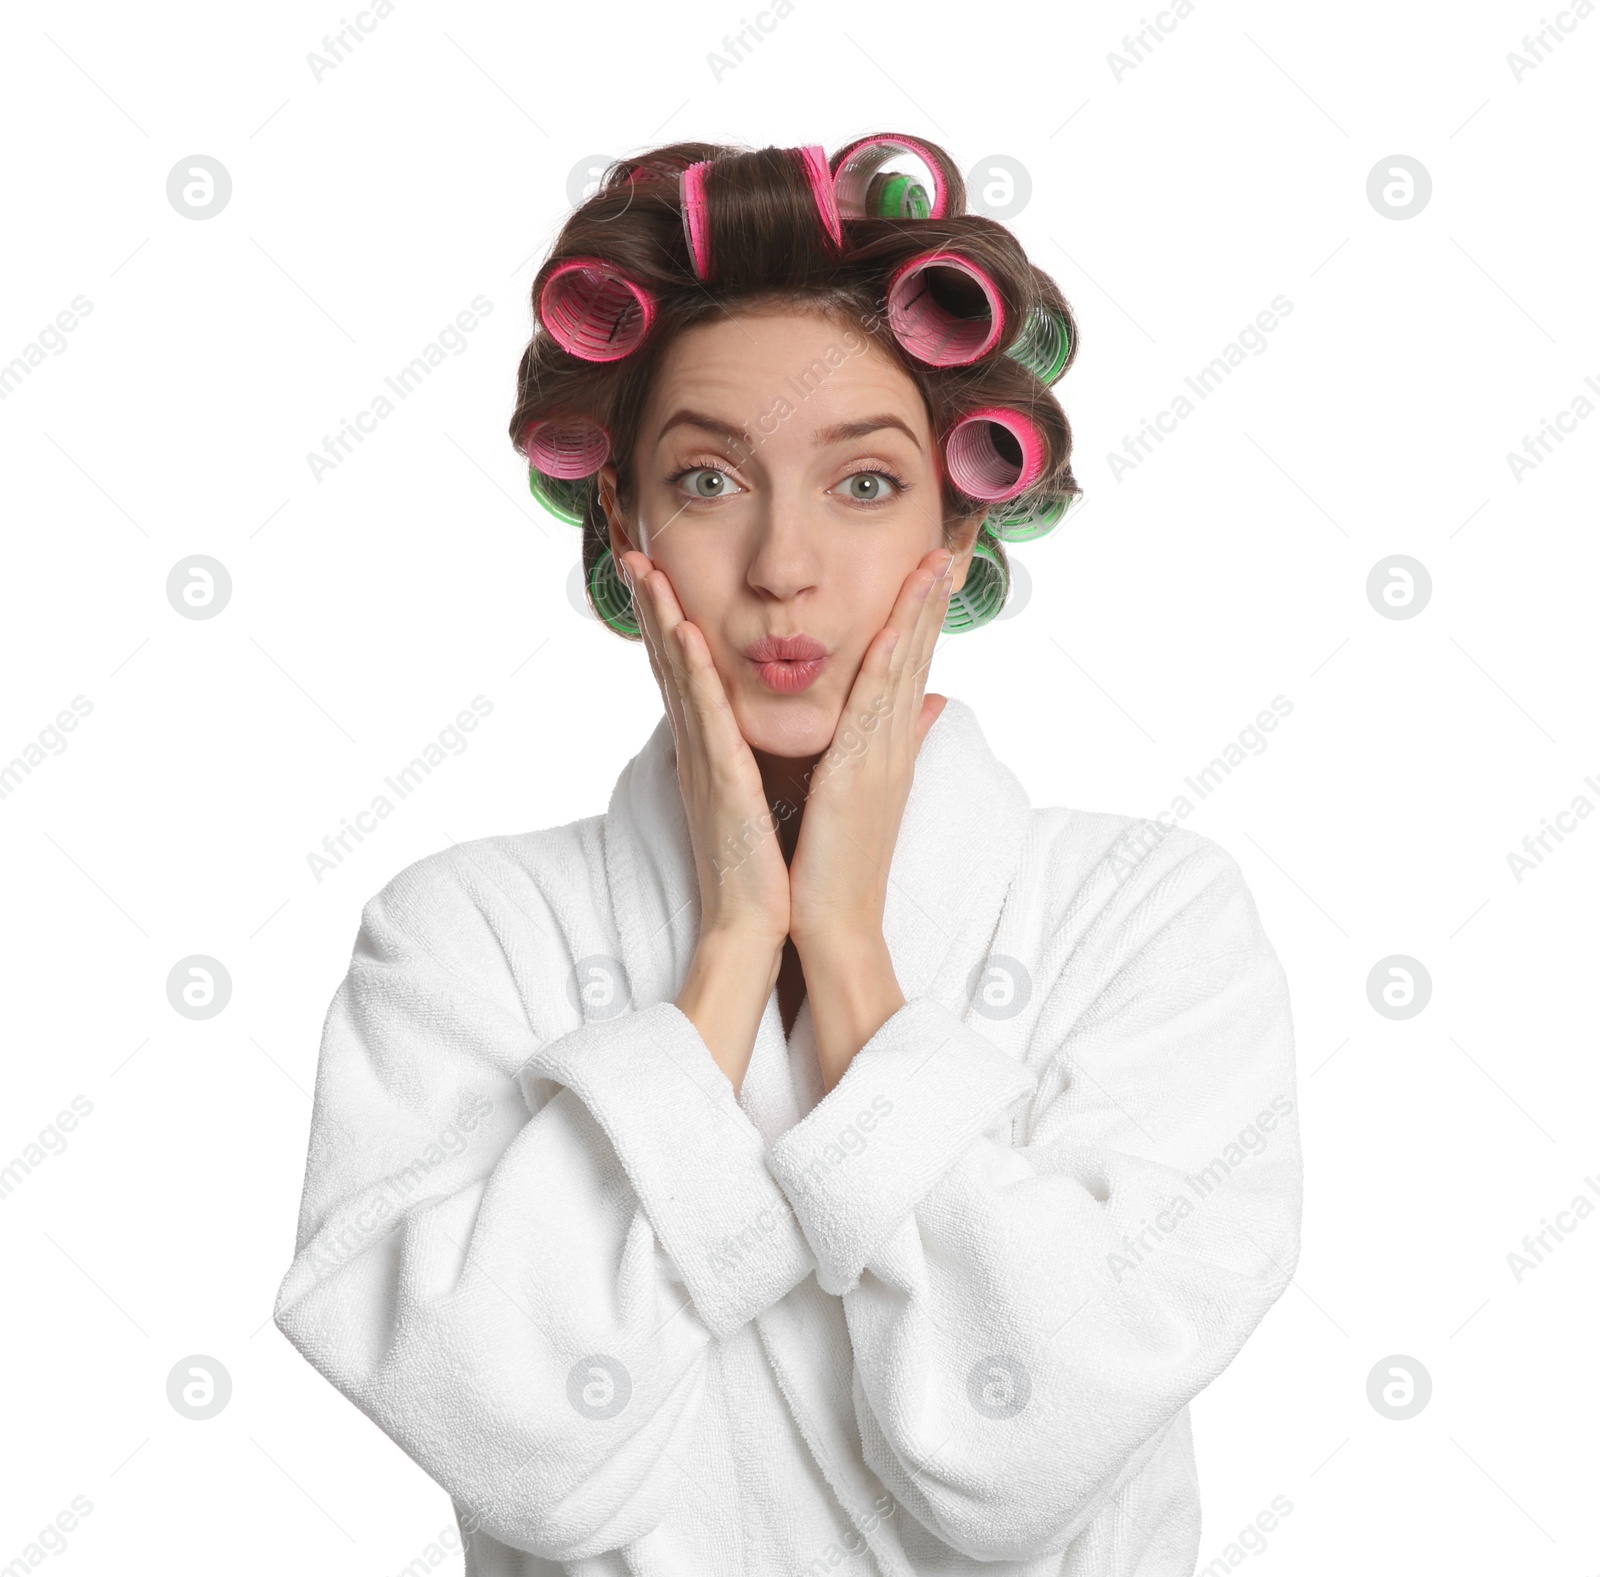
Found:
275,136 -> 1302,1576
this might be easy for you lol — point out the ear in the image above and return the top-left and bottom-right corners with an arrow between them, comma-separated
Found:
944,507 -> 986,594
596,464 -> 637,560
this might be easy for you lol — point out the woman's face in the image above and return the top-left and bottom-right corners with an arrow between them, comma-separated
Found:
602,307 -> 979,759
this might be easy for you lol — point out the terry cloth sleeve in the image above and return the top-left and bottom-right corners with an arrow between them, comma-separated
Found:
764,831 -> 1302,1563
273,848 -> 815,1563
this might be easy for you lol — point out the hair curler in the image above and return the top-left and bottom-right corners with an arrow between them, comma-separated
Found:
538,259 -> 655,361
796,144 -> 844,247
527,469 -> 592,526
1004,305 -> 1074,385
886,251 -> 1007,367
680,160 -> 714,280
944,407 -> 1046,501
982,489 -> 1081,543
520,416 -> 612,479
588,546 -> 640,636
833,134 -> 952,219
868,172 -> 931,218
680,148 -> 841,282
942,540 -> 1009,633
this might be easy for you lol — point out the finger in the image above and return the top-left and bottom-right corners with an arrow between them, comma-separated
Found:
826,549 -> 944,768
883,548 -> 952,740
862,550 -> 940,715
817,619 -> 904,790
914,691 -> 947,750
620,553 -> 673,715
883,547 -> 951,688
638,563 -> 692,688
639,569 -> 721,785
903,549 -> 955,710
673,619 -> 756,780
620,552 -> 668,686
624,557 -> 693,755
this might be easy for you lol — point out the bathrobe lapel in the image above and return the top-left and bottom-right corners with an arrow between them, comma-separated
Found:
600,697 -> 1036,1575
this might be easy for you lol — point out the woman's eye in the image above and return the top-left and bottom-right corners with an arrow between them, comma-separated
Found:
835,470 -> 898,503
678,467 -> 741,499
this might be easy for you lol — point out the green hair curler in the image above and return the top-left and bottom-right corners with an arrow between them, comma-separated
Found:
942,539 -> 1009,633
587,546 -> 641,637
867,172 -> 932,219
528,467 -> 592,526
983,489 -> 1081,544
1004,305 -> 1073,385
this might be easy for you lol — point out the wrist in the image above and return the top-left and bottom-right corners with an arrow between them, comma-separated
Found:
794,933 -> 905,1094
791,923 -> 889,969
675,927 -> 783,1095
694,924 -> 786,976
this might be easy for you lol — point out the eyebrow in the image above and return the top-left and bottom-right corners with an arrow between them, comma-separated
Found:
656,408 -> 923,451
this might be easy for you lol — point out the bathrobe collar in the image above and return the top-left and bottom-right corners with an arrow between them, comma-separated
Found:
599,695 -> 1034,1134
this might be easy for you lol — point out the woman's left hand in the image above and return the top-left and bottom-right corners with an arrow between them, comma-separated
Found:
788,546 -> 955,961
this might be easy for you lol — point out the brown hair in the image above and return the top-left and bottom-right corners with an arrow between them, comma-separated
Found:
507,136 -> 1081,637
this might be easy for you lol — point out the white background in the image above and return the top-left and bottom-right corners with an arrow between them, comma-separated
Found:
2,0 -> 1596,1571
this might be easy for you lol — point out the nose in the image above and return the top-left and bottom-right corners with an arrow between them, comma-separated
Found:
744,482 -> 821,605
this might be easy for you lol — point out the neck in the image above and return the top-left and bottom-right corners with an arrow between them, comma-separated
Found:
752,747 -> 823,863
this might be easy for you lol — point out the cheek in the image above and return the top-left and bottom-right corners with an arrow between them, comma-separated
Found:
829,539 -> 917,629
651,538 -> 741,659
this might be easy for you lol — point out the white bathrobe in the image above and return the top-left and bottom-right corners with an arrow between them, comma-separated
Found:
274,696 -> 1302,1576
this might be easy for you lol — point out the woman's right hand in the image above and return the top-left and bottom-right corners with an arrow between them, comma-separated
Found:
620,550 -> 790,1089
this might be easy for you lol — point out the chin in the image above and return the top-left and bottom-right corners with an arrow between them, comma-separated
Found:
730,686 -> 843,759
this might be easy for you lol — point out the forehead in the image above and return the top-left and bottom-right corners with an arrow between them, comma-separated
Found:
640,306 -> 930,444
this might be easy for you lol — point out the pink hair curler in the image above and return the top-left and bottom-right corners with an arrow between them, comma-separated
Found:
520,416 -> 612,479
680,160 -> 714,280
796,144 -> 843,247
944,407 -> 1046,502
538,259 -> 655,361
886,251 -> 1006,366
833,134 -> 951,220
